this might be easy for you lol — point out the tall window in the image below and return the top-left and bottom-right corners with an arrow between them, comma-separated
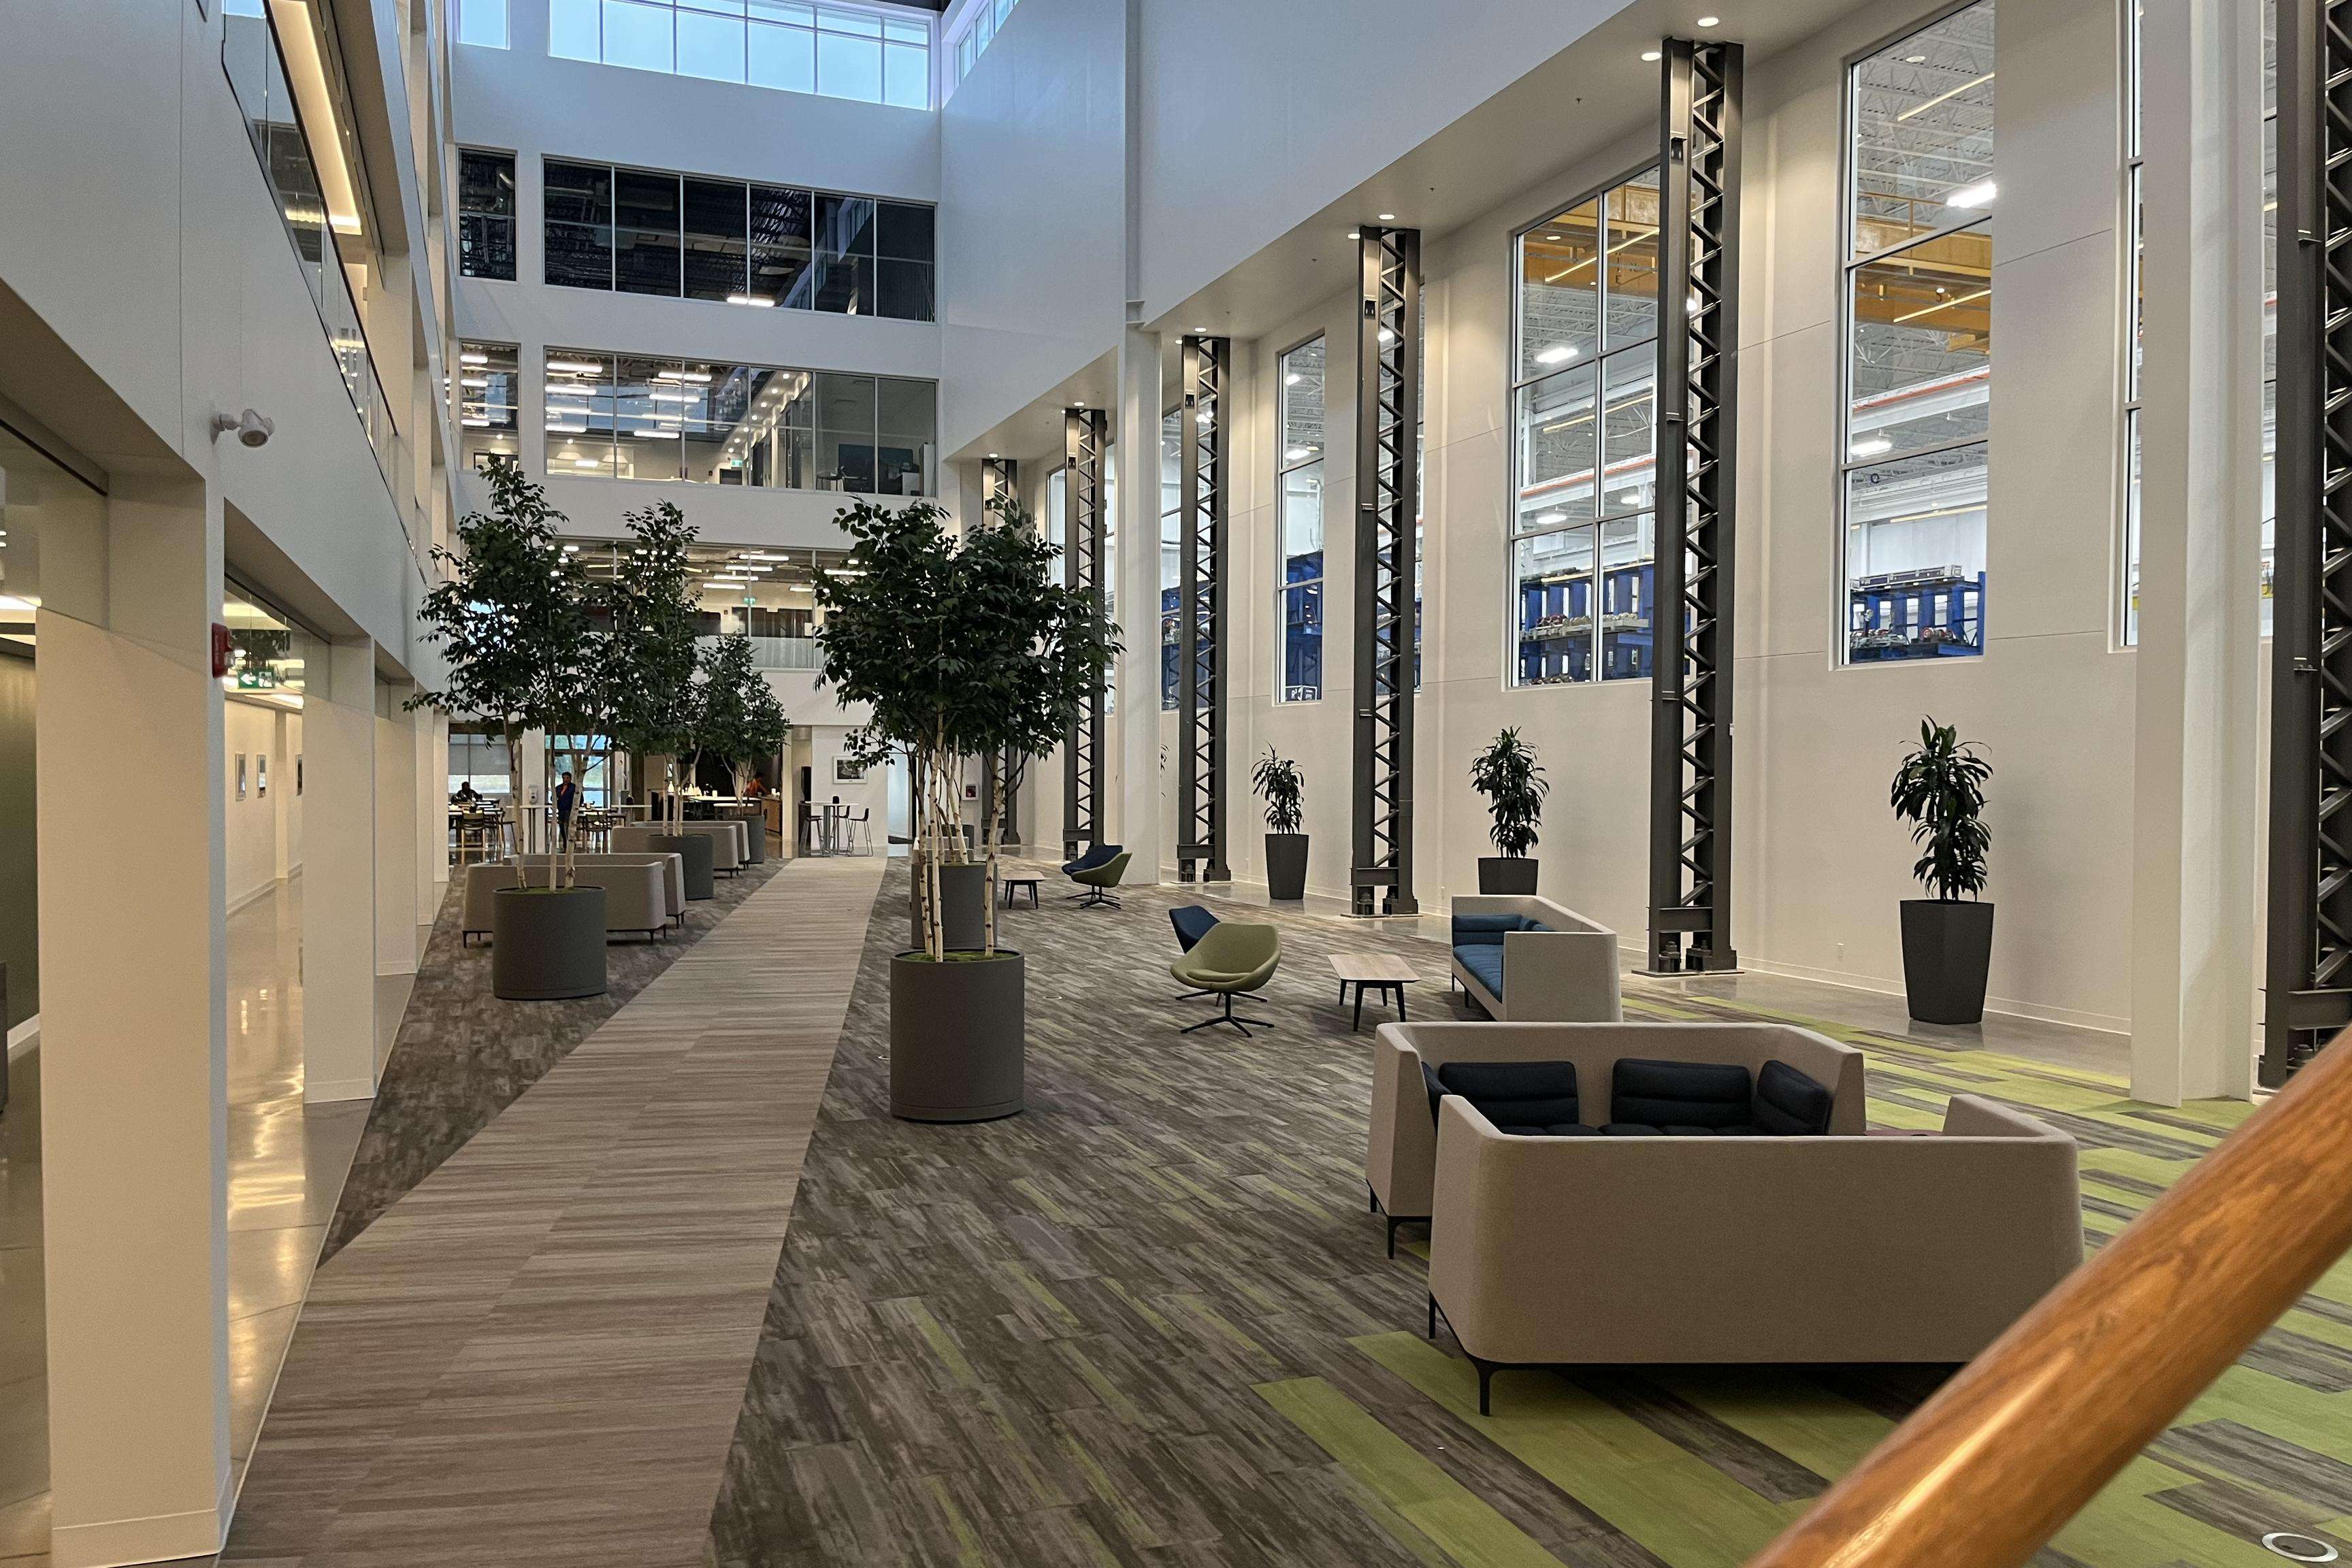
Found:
455,0 -> 508,47
1511,169 -> 1660,687
1840,1 -> 1995,664
542,158 -> 932,319
948,0 -> 1020,94
1278,338 -> 1327,702
550,0 -> 930,109
2123,0 -> 2144,643
454,340 -> 519,472
1160,406 -> 1182,710
542,348 -> 934,493
457,148 -> 517,280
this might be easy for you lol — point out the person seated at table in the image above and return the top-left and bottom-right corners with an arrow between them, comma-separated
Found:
742,774 -> 766,800
451,781 -> 483,806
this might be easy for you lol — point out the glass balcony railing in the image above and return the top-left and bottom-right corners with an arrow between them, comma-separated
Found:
221,0 -> 398,493
698,633 -> 819,670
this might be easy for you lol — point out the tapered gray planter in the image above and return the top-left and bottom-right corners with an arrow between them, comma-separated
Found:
1478,856 -> 1540,894
1900,899 -> 1995,1025
909,860 -> 989,951
491,885 -> 607,1000
889,949 -> 1024,1122
738,815 -> 767,864
649,832 -> 717,900
1266,833 -> 1309,900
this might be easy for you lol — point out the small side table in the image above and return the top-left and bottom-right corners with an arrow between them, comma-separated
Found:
1001,876 -> 1042,909
1329,953 -> 1420,1031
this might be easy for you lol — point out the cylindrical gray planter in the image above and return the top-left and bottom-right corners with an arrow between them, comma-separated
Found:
491,885 -> 608,1000
910,861 -> 990,951
889,949 -> 1024,1122
1478,855 -> 1540,894
1899,899 -> 1995,1025
1266,833 -> 1309,900
651,832 -> 717,900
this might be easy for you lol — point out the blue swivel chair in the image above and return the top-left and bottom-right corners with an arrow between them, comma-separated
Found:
1061,842 -> 1122,894
1170,905 -> 1222,1000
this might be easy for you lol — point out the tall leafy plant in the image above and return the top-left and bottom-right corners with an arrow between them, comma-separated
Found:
815,497 -> 1115,959
1889,716 -> 1991,901
1253,749 -> 1305,834
596,500 -> 702,831
693,631 -> 790,797
1469,728 -> 1548,858
410,463 -> 593,889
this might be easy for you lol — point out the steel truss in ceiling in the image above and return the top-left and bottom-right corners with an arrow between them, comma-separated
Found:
1647,37 -> 1745,975
2266,0 -> 2352,1084
1351,225 -> 1420,917
1178,336 -> 1232,883
1062,408 -> 1109,857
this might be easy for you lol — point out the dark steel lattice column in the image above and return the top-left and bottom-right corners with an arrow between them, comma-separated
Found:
1178,336 -> 1231,882
1063,408 -> 1108,857
1646,38 -> 1744,975
2266,0 -> 2352,1083
979,455 -> 1023,842
981,455 -> 1019,507
1351,227 -> 1420,917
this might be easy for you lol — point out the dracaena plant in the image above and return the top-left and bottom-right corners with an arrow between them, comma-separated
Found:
816,495 -> 1117,958
1252,748 -> 1305,835
1889,716 -> 1991,901
1469,727 -> 1548,858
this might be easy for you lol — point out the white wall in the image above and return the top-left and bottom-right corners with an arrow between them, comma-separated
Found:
223,700 -> 301,911
1076,0 -> 2136,1030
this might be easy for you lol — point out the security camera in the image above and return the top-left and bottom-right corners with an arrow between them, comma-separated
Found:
211,408 -> 275,448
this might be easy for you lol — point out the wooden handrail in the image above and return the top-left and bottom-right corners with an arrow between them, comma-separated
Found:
1749,1031 -> 2352,1568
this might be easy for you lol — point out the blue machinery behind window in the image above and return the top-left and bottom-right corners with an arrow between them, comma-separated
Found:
1847,569 -> 1985,661
1518,561 -> 1655,685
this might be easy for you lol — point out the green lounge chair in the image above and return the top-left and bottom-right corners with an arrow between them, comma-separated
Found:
1070,850 -> 1131,909
1171,923 -> 1281,1036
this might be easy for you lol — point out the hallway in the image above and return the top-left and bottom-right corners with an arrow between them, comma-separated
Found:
0,877 -> 368,1566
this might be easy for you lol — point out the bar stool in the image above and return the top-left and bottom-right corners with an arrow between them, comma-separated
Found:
849,807 -> 873,853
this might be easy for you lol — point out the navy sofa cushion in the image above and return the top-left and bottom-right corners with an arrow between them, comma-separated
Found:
1169,905 -> 1220,953
1611,1058 -> 1754,1131
1453,943 -> 1507,998
1450,912 -> 1529,945
1436,1060 -> 1581,1129
1753,1058 -> 1835,1136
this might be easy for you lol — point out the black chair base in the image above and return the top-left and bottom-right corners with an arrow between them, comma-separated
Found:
1180,991 -> 1273,1036
1073,887 -> 1122,909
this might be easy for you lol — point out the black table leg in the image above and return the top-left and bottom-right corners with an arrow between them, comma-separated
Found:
1352,985 -> 1364,1032
1394,983 -> 1407,1021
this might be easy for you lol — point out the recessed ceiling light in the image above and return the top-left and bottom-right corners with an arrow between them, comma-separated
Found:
1904,52 -> 1927,63
1697,15 -> 1720,26
1642,49 -> 1663,61
1347,230 -> 1360,240
1377,212 -> 1396,221
988,452 -> 1000,458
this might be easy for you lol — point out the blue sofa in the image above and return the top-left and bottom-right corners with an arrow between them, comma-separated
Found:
1447,896 -> 1622,1022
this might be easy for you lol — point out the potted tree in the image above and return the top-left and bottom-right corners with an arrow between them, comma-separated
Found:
816,496 -> 1115,1122
1891,717 -> 1995,1025
691,630 -> 789,862
412,463 -> 606,1000
600,501 -> 714,899
1254,748 -> 1308,900
1469,727 -> 1548,894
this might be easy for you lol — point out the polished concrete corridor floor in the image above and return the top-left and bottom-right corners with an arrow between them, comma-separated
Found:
0,877 -> 370,1567
697,861 -> 2332,1568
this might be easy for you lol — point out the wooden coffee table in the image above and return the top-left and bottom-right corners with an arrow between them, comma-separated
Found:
1329,953 -> 1420,1031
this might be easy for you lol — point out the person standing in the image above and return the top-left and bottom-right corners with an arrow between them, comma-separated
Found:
554,770 -> 579,849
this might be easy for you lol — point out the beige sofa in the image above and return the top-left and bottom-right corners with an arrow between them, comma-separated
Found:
1448,895 -> 1622,1022
1428,1091 -> 2083,1408
510,851 -> 685,925
1368,1022 -> 1867,1253
461,860 -> 672,942
612,820 -> 746,873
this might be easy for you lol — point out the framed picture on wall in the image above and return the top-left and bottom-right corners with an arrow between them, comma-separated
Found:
235,753 -> 247,800
257,756 -> 268,798
833,757 -> 867,783
962,782 -> 978,801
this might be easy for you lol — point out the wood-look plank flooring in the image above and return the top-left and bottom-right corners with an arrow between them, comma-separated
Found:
216,853 -> 883,1567
700,860 -> 2346,1568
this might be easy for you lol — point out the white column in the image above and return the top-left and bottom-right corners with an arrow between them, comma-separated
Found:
1116,323 -> 1163,883
301,640 -> 379,1105
417,706 -> 446,923
519,728 -> 549,851
375,680 -> 419,979
37,472 -> 234,1566
2129,0 -> 2265,1104
272,707 -> 293,882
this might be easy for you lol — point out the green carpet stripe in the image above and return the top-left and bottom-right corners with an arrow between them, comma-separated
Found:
1356,1333 -> 1798,1568
1258,1377 -> 1567,1568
